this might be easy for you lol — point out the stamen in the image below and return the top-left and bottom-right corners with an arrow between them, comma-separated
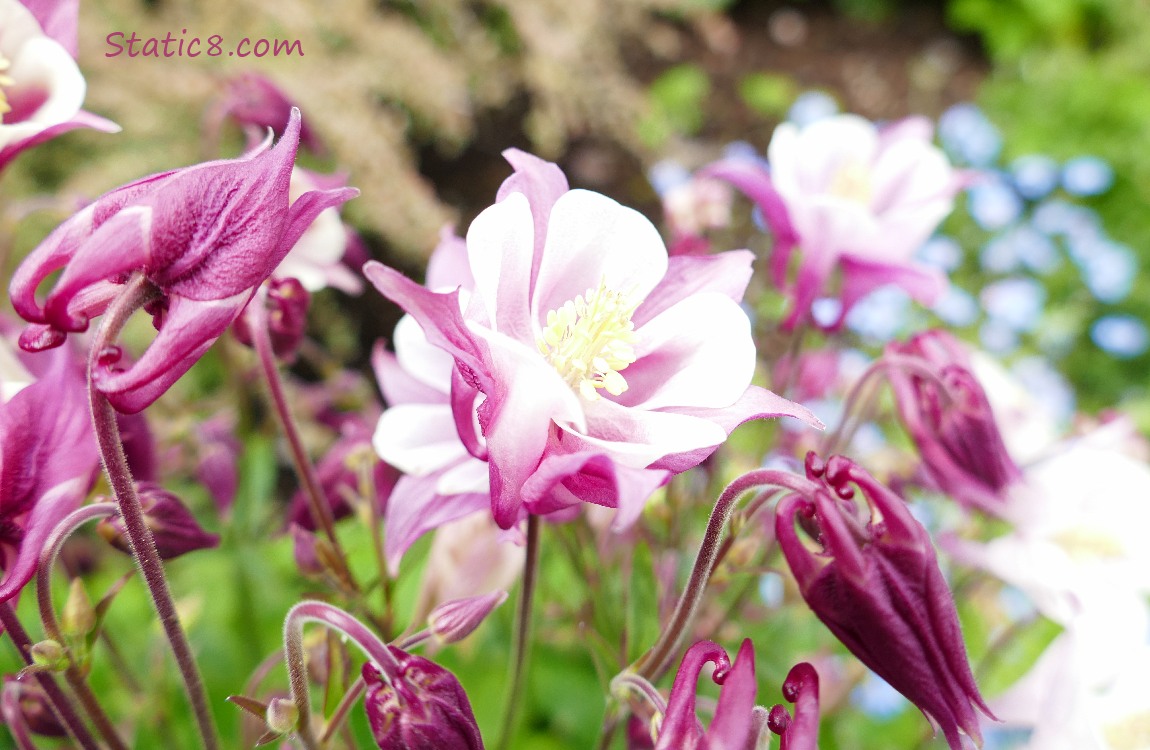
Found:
537,278 -> 638,401
828,160 -> 872,205
0,54 -> 13,120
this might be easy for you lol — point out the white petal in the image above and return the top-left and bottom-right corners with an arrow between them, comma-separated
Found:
394,313 -> 455,394
466,192 -> 536,342
564,398 -> 727,469
531,190 -> 668,318
373,403 -> 468,477
1,36 -> 85,147
621,292 -> 756,410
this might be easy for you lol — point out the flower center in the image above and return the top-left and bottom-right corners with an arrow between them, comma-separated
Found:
0,54 -> 14,121
828,160 -> 872,205
1104,710 -> 1150,750
537,279 -> 638,401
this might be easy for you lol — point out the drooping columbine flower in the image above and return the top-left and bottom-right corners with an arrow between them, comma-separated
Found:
8,109 -> 357,412
362,650 -> 485,750
367,149 -> 817,529
0,0 -> 118,171
704,115 -> 964,330
886,329 -> 1022,515
97,482 -> 219,560
775,453 -> 992,750
0,339 -> 97,602
653,639 -> 757,750
212,72 -> 324,154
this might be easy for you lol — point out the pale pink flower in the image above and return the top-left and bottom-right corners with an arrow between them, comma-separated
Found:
367,150 -> 818,529
705,115 -> 964,330
0,0 -> 118,171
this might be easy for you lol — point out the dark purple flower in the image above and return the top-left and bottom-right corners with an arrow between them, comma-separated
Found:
767,663 -> 820,750
0,341 -> 97,602
362,649 -> 484,750
8,108 -> 357,413
887,329 -> 1022,514
98,482 -> 219,560
214,72 -> 323,153
775,453 -> 993,750
655,639 -> 757,750
232,276 -> 311,361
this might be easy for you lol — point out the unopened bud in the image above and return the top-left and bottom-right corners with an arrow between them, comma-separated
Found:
428,591 -> 508,645
363,652 -> 483,750
98,483 -> 219,560
265,698 -> 299,734
29,640 -> 67,671
2,678 -> 67,737
61,578 -> 96,638
233,277 -> 311,360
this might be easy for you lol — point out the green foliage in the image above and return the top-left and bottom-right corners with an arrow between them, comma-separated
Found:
640,64 -> 712,148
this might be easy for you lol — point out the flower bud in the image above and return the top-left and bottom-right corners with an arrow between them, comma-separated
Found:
265,697 -> 299,735
61,577 -> 96,638
775,453 -> 993,750
98,483 -> 219,560
886,330 -> 1021,514
233,277 -> 311,361
2,677 -> 67,737
428,591 -> 507,645
29,640 -> 67,671
362,650 -> 484,750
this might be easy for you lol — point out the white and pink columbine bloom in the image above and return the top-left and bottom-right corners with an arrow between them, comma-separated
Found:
705,114 -> 965,330
367,149 -> 818,530
0,0 -> 118,171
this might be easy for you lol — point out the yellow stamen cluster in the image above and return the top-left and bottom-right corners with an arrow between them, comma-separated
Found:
0,54 -> 14,120
828,160 -> 873,205
1103,710 -> 1150,750
537,279 -> 638,401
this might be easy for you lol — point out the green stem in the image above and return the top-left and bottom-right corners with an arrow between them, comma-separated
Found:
89,274 -> 220,750
496,514 -> 541,750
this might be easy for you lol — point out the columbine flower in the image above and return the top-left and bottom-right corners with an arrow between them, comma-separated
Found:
704,114 -> 964,330
0,0 -> 118,171
367,149 -> 817,529
8,109 -> 357,412
653,639 -> 757,750
775,453 -> 992,750
362,650 -> 484,750
272,167 -> 363,294
886,329 -> 1023,515
212,72 -> 324,153
767,663 -> 821,750
0,340 -> 97,601
97,482 -> 219,560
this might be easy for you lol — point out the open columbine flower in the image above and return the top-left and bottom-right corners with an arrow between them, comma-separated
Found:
0,0 -> 118,171
367,149 -> 817,529
8,109 -> 357,412
705,115 -> 964,330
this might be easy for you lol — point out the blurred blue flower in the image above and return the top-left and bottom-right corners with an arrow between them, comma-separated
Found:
979,319 -> 1019,355
845,286 -> 910,340
721,140 -> 764,165
932,286 -> 980,326
1091,315 -> 1149,358
981,277 -> 1045,332
916,235 -> 963,272
968,175 -> 1024,230
1031,198 -> 1100,239
998,586 -> 1036,621
787,90 -> 839,127
811,297 -> 842,327
1013,356 -> 1075,425
982,727 -> 1033,750
1071,238 -> 1136,303
647,159 -> 690,196
1009,154 -> 1060,200
939,103 -> 1002,167
851,672 -> 904,719
980,233 -> 1021,274
758,572 -> 785,608
1012,223 -> 1060,274
1062,155 -> 1114,196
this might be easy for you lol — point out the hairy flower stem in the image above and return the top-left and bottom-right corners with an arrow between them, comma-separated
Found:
283,601 -> 399,750
496,514 -> 542,750
0,602 -> 100,749
249,284 -> 355,587
820,354 -> 955,457
632,470 -> 820,681
36,502 -> 129,750
89,274 -> 221,750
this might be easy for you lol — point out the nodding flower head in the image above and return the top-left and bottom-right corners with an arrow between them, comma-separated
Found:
775,452 -> 993,750
8,108 -> 357,412
887,330 -> 1022,514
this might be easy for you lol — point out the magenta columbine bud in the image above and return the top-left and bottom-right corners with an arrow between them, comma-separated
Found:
655,639 -> 757,750
98,482 -> 219,560
216,72 -> 324,153
767,663 -> 820,750
362,650 -> 484,750
886,330 -> 1022,514
427,591 -> 508,644
232,277 -> 311,360
775,453 -> 993,750
1,677 -> 67,738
